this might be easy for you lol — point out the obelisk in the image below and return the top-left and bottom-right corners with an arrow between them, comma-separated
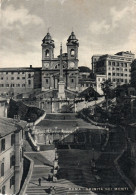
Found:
58,43 -> 65,99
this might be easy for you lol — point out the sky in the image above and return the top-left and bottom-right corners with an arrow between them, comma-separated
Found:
0,0 -> 136,69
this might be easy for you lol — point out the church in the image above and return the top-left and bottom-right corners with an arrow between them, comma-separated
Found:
0,31 -> 93,101
41,31 -> 79,93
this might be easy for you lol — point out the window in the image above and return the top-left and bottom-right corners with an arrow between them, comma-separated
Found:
45,49 -> 49,57
125,74 -> 127,77
121,73 -> 123,76
117,62 -> 119,66
11,134 -> 15,146
22,84 -> 25,87
121,63 -> 123,67
16,84 -> 20,87
125,79 -> 128,83
108,73 -> 111,75
1,139 -> 5,151
121,79 -> 124,82
1,77 -> 3,80
117,73 -> 119,76
2,186 -> 5,194
28,80 -> 31,85
10,176 -> 15,188
116,68 -> 119,71
1,162 -> 4,176
6,72 -> 8,74
6,84 -> 9,87
46,79 -> 48,84
22,77 -> 25,80
18,72 -> 20,74
22,72 -> 24,74
28,73 -> 31,78
10,155 -> 15,168
125,63 -> 127,67
113,73 -> 115,76
0,84 -> 4,87
108,61 -> 111,65
70,49 -> 75,56
112,62 -> 115,66
71,79 -> 74,83
11,84 -> 14,87
17,77 -> 20,80
11,72 -> 14,74
11,77 -> 14,80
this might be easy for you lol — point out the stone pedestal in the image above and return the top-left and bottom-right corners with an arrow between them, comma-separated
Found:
54,159 -> 58,169
58,81 -> 65,99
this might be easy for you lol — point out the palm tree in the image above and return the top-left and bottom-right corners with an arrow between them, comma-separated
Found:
101,79 -> 113,112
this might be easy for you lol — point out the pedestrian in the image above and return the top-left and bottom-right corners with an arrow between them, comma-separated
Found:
38,178 -> 41,186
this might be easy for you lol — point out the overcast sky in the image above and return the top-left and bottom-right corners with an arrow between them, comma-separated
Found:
0,0 -> 136,69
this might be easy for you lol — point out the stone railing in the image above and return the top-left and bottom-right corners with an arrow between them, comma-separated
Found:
28,132 -> 39,151
34,111 -> 46,126
19,154 -> 34,195
80,110 -> 116,129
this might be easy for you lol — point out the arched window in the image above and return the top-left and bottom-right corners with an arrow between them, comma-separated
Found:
70,49 -> 75,56
45,49 -> 49,57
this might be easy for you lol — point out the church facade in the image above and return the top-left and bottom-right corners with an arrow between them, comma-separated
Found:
41,31 -> 79,92
0,31 -> 93,99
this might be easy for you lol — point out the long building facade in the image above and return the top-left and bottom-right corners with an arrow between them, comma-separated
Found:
0,66 -> 41,97
93,51 -> 135,88
0,117 -> 26,194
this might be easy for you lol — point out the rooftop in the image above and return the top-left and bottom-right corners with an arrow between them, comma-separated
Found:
0,117 -> 27,137
78,66 -> 91,73
0,66 -> 41,72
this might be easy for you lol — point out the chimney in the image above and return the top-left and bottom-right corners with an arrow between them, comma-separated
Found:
30,65 -> 32,68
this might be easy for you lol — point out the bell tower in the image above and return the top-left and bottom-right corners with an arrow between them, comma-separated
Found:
41,32 -> 55,69
67,31 -> 79,69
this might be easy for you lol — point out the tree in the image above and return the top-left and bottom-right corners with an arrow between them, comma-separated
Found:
101,79 -> 113,112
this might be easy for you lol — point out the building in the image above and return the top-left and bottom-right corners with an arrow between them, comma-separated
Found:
91,54 -> 103,74
78,66 -> 95,91
131,59 -> 136,88
93,51 -> 135,88
96,75 -> 106,95
0,66 -> 41,97
41,31 -> 79,92
0,98 -> 9,117
0,117 -> 26,194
